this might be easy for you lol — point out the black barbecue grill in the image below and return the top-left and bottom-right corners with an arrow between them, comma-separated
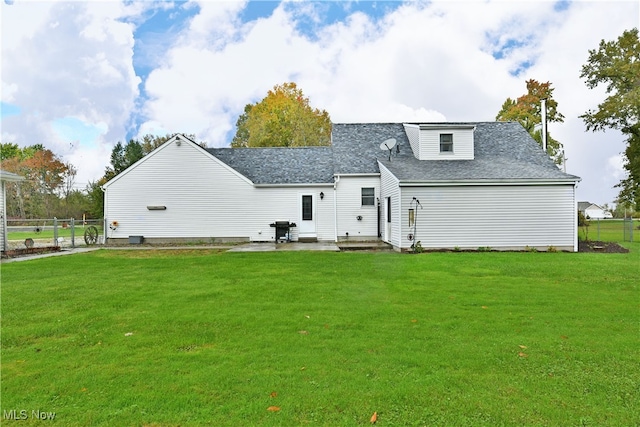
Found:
270,221 -> 297,242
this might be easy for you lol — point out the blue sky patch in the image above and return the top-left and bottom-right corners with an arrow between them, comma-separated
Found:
240,1 -> 280,22
553,0 -> 571,12
489,37 -> 529,60
1,102 -> 21,118
283,1 -> 403,40
129,2 -> 200,84
52,117 -> 108,148
510,59 -> 535,77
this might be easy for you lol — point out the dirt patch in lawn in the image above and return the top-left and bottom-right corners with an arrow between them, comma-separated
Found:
1,246 -> 61,259
578,240 -> 629,253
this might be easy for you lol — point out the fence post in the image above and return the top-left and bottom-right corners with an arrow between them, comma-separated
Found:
53,217 -> 58,247
71,218 -> 75,248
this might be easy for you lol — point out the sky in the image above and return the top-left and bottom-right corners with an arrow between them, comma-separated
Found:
1,0 -> 638,207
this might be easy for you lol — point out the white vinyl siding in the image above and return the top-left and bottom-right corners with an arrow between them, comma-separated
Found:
335,176 -> 380,240
412,126 -> 474,160
398,184 -> 577,251
403,124 -> 420,159
379,164 -> 401,248
104,139 -> 335,242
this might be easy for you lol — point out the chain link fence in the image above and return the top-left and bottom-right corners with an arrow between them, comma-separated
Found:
5,218 -> 105,250
578,218 -> 638,242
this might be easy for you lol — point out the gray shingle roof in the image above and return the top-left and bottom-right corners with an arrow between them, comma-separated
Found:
206,122 -> 580,184
207,146 -> 334,184
334,122 -> 579,182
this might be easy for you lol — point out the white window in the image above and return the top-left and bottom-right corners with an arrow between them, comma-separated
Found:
361,188 -> 375,206
440,133 -> 453,153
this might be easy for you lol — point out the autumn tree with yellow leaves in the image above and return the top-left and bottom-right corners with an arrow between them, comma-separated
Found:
231,82 -> 331,148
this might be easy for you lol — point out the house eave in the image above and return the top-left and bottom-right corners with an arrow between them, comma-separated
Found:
333,173 -> 381,178
253,183 -> 334,188
0,171 -> 25,182
403,123 -> 476,131
398,178 -> 581,187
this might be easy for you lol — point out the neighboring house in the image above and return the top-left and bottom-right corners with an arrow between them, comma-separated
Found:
1,170 -> 24,253
578,202 -> 612,219
103,121 -> 581,251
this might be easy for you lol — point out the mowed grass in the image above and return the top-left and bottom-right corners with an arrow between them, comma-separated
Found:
2,247 -> 638,426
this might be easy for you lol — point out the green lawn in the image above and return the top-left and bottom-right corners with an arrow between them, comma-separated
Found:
2,246 -> 638,426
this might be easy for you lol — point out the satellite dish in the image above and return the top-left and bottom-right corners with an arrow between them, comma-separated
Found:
379,138 -> 397,151
380,138 -> 397,161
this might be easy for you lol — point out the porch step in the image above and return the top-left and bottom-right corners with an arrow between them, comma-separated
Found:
337,241 -> 393,252
298,237 -> 318,243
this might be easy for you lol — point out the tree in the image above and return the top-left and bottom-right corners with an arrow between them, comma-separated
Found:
1,145 -> 70,218
496,79 -> 565,164
231,82 -> 331,147
580,28 -> 640,209
104,139 -> 143,180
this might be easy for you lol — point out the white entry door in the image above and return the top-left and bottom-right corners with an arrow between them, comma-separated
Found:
384,197 -> 391,242
299,194 -> 316,237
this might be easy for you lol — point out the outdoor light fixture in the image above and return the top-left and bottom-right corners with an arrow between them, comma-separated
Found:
320,192 -> 324,200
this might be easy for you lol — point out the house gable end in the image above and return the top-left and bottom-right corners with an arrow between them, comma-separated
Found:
103,135 -> 254,189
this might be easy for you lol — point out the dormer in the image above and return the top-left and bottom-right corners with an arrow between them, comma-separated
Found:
403,123 -> 475,160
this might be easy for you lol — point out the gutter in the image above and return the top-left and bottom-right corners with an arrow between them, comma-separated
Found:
253,183 -> 334,188
398,178 -> 581,187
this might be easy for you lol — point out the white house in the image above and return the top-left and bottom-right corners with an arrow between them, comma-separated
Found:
103,122 -> 581,251
1,170 -> 24,253
578,202 -> 612,219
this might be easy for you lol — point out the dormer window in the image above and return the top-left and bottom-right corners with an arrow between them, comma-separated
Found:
440,134 -> 453,153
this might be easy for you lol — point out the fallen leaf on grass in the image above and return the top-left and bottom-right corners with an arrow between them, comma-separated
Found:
298,330 -> 309,335
270,391 -> 278,398
300,366 -> 306,371
561,335 -> 568,340
305,315 -> 310,319
267,406 -> 280,412
411,319 -> 418,323
481,306 -> 488,309
518,345 -> 527,349
124,332 -> 133,337
518,352 -> 528,358
81,388 -> 87,392
370,411 -> 378,423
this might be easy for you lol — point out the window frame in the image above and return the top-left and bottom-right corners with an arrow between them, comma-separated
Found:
302,195 -> 313,221
361,187 -> 375,207
439,133 -> 454,153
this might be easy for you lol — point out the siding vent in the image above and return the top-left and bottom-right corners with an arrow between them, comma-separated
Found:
147,205 -> 167,210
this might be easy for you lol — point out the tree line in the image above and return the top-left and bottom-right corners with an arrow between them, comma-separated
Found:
1,28 -> 637,219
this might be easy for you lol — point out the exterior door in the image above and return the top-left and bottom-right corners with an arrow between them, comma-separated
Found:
385,197 -> 391,242
299,194 -> 316,237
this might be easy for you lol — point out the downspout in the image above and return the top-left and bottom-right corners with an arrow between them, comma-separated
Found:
377,197 -> 381,238
101,185 -> 107,244
541,98 -> 548,154
573,182 -> 578,252
333,175 -> 340,243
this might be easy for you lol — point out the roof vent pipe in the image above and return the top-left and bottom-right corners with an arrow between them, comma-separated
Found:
541,98 -> 547,154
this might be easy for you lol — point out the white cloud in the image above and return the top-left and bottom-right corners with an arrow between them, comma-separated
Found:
2,0 -> 638,206
1,1 -> 149,186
